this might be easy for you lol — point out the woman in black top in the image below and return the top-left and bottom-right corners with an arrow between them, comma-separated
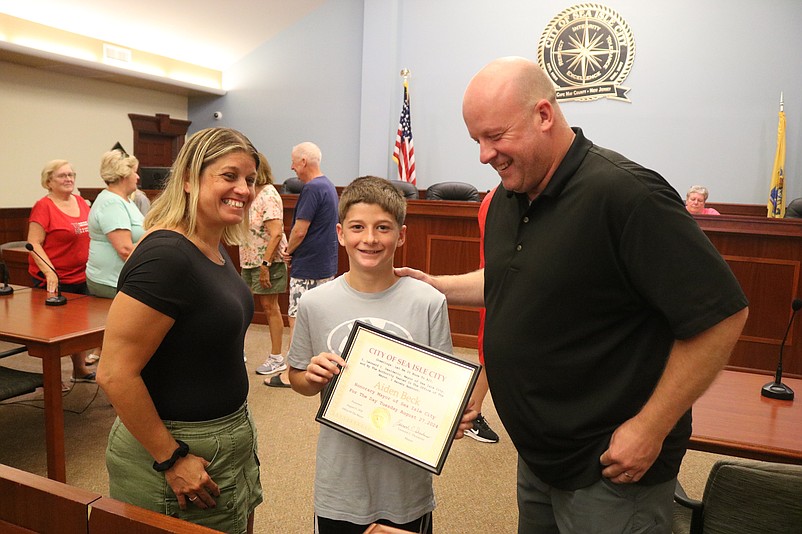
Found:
97,128 -> 263,534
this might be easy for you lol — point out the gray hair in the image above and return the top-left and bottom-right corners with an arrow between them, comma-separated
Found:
292,142 -> 322,165
686,185 -> 709,200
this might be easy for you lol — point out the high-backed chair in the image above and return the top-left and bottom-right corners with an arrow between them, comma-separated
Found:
281,177 -> 304,194
388,179 -> 419,199
785,198 -> 802,218
425,181 -> 480,201
673,459 -> 802,533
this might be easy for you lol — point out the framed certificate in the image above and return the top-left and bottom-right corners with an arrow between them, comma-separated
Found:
316,320 -> 481,474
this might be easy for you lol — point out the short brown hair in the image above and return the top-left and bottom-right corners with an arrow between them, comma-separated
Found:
338,176 -> 406,227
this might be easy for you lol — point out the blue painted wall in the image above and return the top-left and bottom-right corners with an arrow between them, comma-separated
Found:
190,0 -> 802,204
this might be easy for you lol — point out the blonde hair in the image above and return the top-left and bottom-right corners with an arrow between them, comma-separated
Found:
40,160 -> 71,190
100,150 -> 139,185
339,176 -> 406,227
144,128 -> 259,245
254,152 -> 274,187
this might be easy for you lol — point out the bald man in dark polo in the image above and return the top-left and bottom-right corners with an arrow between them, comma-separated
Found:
398,57 -> 748,533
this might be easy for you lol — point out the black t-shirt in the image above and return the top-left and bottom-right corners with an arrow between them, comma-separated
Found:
118,230 -> 254,421
483,129 -> 748,490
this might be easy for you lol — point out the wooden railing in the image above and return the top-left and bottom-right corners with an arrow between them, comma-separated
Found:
0,463 -> 99,534
0,463 -> 221,533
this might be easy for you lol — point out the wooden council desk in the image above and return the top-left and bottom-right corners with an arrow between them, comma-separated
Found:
8,208 -> 802,375
690,369 -> 802,464
0,287 -> 111,482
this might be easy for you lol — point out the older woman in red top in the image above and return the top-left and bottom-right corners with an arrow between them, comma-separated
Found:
27,159 -> 96,387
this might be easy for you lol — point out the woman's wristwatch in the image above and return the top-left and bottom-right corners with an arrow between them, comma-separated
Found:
261,260 -> 271,268
152,440 -> 189,472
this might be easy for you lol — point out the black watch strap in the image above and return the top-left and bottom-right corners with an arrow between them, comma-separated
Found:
152,440 -> 189,472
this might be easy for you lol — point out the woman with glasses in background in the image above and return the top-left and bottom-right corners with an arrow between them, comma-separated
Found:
26,160 -> 96,388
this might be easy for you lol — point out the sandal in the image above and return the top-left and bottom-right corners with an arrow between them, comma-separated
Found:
265,375 -> 291,388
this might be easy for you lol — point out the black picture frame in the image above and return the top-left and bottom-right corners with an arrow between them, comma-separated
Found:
315,320 -> 480,474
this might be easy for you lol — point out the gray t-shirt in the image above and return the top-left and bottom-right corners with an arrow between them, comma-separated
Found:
287,275 -> 453,525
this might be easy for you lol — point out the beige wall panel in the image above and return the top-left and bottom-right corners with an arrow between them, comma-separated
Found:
0,61 -> 187,207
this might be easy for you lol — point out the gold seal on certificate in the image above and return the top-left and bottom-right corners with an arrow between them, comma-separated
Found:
316,320 -> 481,474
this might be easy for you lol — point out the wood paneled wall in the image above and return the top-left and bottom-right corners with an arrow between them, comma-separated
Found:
3,198 -> 802,376
696,214 -> 802,376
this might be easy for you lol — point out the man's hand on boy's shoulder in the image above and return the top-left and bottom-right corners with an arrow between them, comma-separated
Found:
394,266 -> 432,285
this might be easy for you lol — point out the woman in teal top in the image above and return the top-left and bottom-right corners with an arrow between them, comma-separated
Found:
87,149 -> 146,299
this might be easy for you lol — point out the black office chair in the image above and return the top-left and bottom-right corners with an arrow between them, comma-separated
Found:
425,181 -> 480,201
673,459 -> 802,533
785,198 -> 802,218
281,177 -> 304,194
388,179 -> 419,200
0,346 -> 41,402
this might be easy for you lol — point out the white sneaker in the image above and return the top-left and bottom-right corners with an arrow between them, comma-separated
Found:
256,355 -> 287,375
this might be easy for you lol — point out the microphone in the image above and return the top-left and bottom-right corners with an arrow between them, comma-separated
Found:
0,262 -> 12,296
25,242 -> 67,306
761,298 -> 801,400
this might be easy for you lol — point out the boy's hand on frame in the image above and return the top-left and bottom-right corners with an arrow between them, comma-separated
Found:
305,352 -> 346,386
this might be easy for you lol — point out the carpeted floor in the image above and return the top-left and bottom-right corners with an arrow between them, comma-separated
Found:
0,325 -> 727,533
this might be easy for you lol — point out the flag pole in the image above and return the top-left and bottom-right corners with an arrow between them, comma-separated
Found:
768,91 -> 787,217
392,68 -> 417,185
400,68 -> 410,93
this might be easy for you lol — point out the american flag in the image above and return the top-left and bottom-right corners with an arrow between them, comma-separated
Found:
393,81 -> 416,185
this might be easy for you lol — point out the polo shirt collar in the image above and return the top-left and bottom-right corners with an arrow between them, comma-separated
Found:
508,127 -> 592,205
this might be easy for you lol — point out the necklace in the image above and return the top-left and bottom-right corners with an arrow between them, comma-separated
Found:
193,238 -> 225,265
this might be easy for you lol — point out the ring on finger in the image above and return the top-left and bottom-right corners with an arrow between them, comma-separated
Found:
188,495 -> 198,502
623,472 -> 633,479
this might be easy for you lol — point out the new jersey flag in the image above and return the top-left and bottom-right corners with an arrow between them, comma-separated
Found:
768,105 -> 786,218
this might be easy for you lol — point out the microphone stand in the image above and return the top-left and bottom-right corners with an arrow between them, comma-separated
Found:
0,263 -> 13,295
761,299 -> 800,401
24,242 -> 67,306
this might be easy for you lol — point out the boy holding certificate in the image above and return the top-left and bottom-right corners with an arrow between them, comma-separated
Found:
287,176 -> 476,534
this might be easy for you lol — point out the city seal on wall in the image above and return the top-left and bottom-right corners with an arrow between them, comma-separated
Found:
537,3 -> 635,102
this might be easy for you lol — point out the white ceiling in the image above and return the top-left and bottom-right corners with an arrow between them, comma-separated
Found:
0,0 -> 327,70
